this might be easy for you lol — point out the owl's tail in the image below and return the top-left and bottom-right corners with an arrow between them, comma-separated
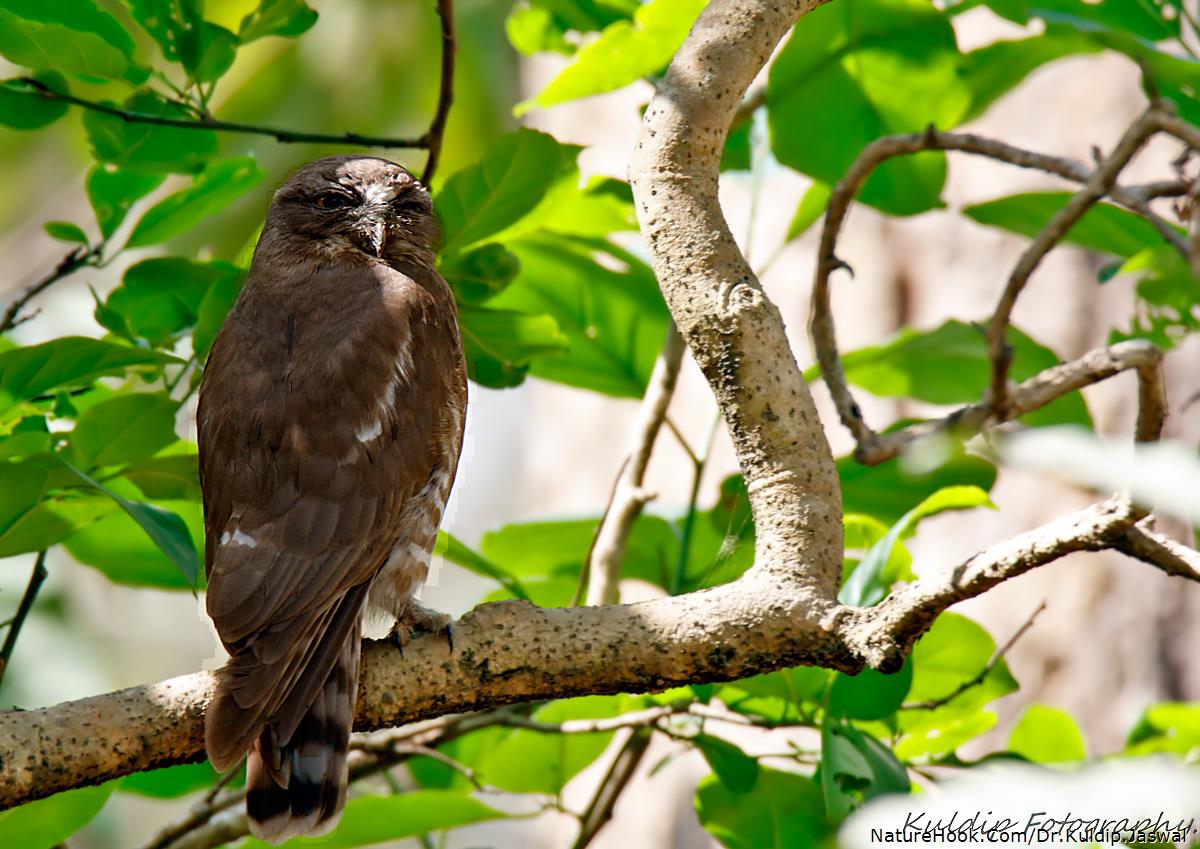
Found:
244,628 -> 362,843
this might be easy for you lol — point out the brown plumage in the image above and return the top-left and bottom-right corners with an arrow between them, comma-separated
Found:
198,155 -> 466,842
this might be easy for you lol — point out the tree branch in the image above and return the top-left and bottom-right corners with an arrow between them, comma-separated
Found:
20,77 -> 429,150
584,324 -> 684,605
853,340 -> 1164,465
0,551 -> 48,689
420,0 -> 456,184
0,245 -> 99,335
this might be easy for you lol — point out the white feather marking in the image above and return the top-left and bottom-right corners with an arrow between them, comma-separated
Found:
356,419 -> 383,443
220,529 -> 258,548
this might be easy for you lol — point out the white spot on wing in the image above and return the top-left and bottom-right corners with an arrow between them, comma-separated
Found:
356,419 -> 383,442
220,528 -> 259,548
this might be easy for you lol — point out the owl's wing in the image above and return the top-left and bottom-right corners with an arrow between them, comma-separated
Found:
198,263 -> 462,763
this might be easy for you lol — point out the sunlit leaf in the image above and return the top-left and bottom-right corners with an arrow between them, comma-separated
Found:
517,0 -> 706,113
0,72 -> 68,130
0,782 -> 114,849
0,0 -> 144,82
125,157 -> 265,248
239,0 -> 319,42
1008,704 -> 1087,762
768,0 -> 970,215
84,91 -> 219,173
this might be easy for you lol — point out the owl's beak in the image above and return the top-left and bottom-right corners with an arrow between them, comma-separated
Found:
352,217 -> 386,257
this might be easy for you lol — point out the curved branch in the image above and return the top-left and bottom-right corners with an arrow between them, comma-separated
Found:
628,0 -> 844,598
420,0 -> 456,183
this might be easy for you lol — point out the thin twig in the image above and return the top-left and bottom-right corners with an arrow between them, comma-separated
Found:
570,728 -> 653,849
19,78 -> 429,150
583,324 -> 684,605
810,118 -> 1183,449
853,340 -> 1164,465
1,246 -> 98,335
0,552 -> 48,689
421,0 -> 456,184
987,108 -> 1160,417
901,600 -> 1046,711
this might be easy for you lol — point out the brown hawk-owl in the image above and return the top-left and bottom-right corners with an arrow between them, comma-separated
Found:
198,155 -> 466,841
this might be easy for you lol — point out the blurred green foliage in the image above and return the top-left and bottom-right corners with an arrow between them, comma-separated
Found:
0,0 -> 1198,846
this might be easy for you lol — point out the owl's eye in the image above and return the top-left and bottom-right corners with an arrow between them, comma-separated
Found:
313,191 -> 357,210
392,196 -> 425,214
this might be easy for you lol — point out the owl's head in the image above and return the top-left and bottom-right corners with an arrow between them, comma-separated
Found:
267,155 -> 441,263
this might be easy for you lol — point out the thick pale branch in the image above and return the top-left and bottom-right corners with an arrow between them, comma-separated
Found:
629,0 -> 843,598
1116,522 -> 1200,581
847,499 -> 1141,669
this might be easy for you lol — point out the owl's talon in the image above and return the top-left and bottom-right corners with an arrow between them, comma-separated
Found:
394,601 -> 453,653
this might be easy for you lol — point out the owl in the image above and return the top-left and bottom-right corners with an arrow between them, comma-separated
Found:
198,155 -> 466,841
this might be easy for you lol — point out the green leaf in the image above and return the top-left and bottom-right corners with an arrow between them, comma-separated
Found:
118,451 -> 199,501
516,0 -> 707,113
786,181 -> 831,242
0,494 -> 113,558
86,165 -> 165,240
0,338 -> 177,417
120,761 -> 237,798
473,696 -> 628,793
66,394 -> 179,471
830,658 -> 913,720
1008,704 -> 1086,763
62,465 -> 200,589
959,31 -> 1100,122
0,782 -> 114,849
122,1 -> 238,82
0,460 -> 49,538
840,485 -> 994,607
814,320 -> 1092,428
821,719 -> 874,818
239,0 -> 319,42
43,221 -> 87,244
240,790 -> 507,848
0,72 -> 68,130
435,531 -> 530,600
767,0 -> 971,215
837,724 -> 911,799
436,129 -> 571,256
905,612 -> 1002,705
125,157 -> 265,248
102,258 -> 241,348
84,91 -> 219,174
192,267 -> 245,360
1125,702 -> 1200,755
443,243 -> 521,304
0,0 -> 143,82
695,735 -> 760,794
458,306 -> 569,389
839,435 -> 997,525
696,767 -> 826,849
964,192 -> 1175,259
507,4 -> 573,56
492,235 -> 670,397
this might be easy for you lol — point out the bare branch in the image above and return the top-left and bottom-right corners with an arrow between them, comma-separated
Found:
811,124 -> 1184,449
571,729 -> 653,849
20,77 -> 429,150
1116,521 -> 1200,581
420,0 -> 456,184
855,340 -> 1164,465
584,324 -> 684,605
1,246 -> 98,335
987,108 -> 1160,417
0,551 -> 48,689
901,600 -> 1046,711
848,499 -> 1139,670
